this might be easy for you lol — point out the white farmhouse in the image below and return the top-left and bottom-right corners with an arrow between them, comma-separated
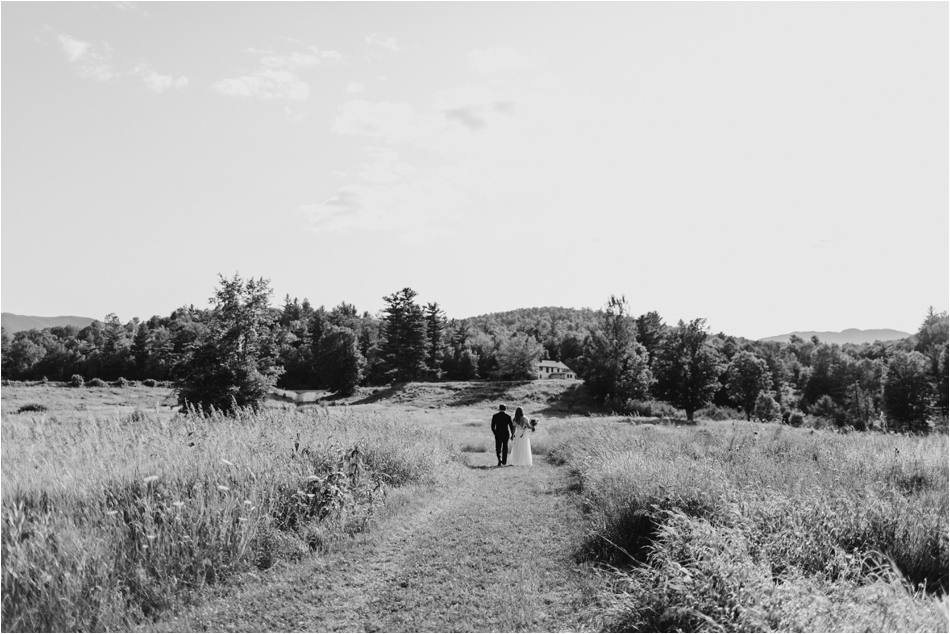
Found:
537,359 -> 577,380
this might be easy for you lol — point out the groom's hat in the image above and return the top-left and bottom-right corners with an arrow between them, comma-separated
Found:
498,404 -> 507,411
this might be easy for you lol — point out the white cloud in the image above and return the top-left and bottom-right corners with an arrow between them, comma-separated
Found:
216,68 -> 309,101
320,50 -> 346,63
134,64 -> 187,93
297,170 -> 469,242
366,33 -> 401,52
215,45 -> 343,102
468,47 -> 538,74
332,100 -> 441,144
112,2 -> 150,17
346,82 -> 365,94
57,34 -> 116,81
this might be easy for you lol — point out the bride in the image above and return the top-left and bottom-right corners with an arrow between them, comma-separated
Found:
509,407 -> 533,467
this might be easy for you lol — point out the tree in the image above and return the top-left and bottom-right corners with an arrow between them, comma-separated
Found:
175,274 -> 283,414
577,296 -> 653,403
131,322 -> 150,380
725,351 -> 773,420
653,318 -> 724,422
380,288 -> 427,382
883,351 -> 932,432
634,311 -> 666,366
315,325 -> 364,395
495,332 -> 544,380
424,302 -> 446,380
753,390 -> 781,422
1,327 -> 10,378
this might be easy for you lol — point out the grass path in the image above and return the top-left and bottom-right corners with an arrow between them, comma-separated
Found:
146,449 -> 604,633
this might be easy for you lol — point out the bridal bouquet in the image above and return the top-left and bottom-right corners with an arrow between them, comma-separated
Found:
528,418 -> 539,432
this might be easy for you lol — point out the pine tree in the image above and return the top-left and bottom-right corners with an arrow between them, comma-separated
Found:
131,322 -> 150,380
425,302 -> 446,380
381,288 -> 427,382
315,325 -> 364,395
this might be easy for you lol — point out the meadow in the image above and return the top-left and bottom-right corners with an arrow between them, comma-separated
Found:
1,384 -> 459,631
549,419 -> 949,632
2,381 -> 948,632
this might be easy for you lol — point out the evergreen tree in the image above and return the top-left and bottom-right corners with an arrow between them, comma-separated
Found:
634,311 -> 666,365
381,288 -> 427,382
883,350 -> 932,432
424,302 -> 446,380
653,318 -> 724,422
315,325 -> 364,395
131,322 -> 150,380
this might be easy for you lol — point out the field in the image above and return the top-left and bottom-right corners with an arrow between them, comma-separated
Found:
2,381 -> 947,632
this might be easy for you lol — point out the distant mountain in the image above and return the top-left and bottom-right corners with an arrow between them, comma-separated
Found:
759,328 -> 912,345
1,313 -> 96,334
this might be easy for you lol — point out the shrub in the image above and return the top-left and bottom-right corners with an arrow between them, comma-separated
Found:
69,374 -> 84,388
788,410 -> 806,427
142,379 -> 158,388
16,403 -> 48,414
86,378 -> 107,387
754,391 -> 781,421
111,377 -> 131,388
697,404 -> 742,421
619,399 -> 681,419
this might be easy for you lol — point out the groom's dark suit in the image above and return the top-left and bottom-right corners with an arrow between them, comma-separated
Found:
491,410 -> 514,465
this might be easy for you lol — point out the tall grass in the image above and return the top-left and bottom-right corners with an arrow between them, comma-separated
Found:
550,421 -> 949,632
1,406 -> 457,631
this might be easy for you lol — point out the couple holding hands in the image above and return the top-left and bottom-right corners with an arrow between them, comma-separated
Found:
490,404 -> 536,467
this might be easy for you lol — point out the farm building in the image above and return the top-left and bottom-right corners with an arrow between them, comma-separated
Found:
537,359 -> 576,380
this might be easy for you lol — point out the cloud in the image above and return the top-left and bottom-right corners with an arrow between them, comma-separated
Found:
345,82 -> 365,94
332,100 -> 440,144
112,2 -> 149,17
216,69 -> 310,101
298,147 -> 469,242
468,47 -> 538,74
366,33 -> 401,52
57,34 -> 116,81
215,45 -> 343,101
134,64 -> 187,92
444,107 -> 487,131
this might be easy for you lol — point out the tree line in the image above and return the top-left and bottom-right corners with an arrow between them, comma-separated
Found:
2,275 -> 946,432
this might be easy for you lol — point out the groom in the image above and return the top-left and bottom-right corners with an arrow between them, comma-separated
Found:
491,404 -> 515,467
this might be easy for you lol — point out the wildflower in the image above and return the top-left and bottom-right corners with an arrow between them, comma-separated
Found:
217,485 -> 230,492
144,475 -> 159,483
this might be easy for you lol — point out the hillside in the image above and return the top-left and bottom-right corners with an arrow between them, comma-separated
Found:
1,313 -> 95,334
759,328 -> 911,345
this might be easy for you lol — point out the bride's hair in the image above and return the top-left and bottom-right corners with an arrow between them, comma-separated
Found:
514,406 -> 525,422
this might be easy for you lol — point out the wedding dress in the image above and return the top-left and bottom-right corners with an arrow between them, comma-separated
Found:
509,426 -> 533,467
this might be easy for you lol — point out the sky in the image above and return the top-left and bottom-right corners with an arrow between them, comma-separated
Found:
2,2 -> 947,340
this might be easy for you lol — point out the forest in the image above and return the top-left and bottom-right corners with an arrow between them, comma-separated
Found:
2,275 -> 947,433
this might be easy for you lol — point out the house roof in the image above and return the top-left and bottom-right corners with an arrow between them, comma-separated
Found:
537,359 -> 573,371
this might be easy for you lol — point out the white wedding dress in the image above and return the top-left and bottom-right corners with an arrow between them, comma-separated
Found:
509,427 -> 533,467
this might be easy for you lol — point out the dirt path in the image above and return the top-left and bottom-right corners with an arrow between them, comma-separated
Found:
147,450 -> 603,632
